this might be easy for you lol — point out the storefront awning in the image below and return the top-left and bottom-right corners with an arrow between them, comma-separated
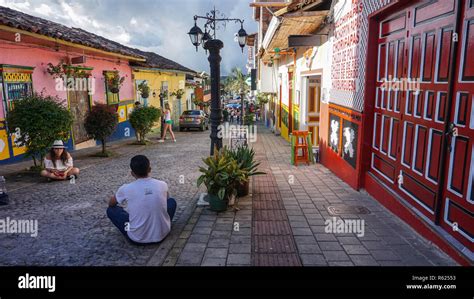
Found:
262,10 -> 328,62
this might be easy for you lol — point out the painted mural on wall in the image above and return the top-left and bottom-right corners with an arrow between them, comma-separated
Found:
342,119 -> 358,168
329,0 -> 393,112
329,113 -> 340,153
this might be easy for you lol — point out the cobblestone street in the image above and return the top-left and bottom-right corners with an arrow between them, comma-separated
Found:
0,125 -> 458,266
0,131 -> 209,266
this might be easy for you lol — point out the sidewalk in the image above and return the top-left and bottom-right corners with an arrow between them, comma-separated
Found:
163,125 -> 457,266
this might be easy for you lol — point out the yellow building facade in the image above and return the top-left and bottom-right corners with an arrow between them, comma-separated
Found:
132,68 -> 187,128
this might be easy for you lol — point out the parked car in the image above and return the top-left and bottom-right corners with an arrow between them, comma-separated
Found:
179,110 -> 209,131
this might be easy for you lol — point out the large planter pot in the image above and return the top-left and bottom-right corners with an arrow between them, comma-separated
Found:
141,92 -> 149,99
237,180 -> 249,197
208,193 -> 228,212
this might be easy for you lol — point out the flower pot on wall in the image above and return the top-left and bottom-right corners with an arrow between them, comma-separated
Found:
208,193 -> 228,212
141,92 -> 149,99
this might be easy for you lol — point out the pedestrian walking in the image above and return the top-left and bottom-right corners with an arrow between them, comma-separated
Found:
159,103 -> 176,142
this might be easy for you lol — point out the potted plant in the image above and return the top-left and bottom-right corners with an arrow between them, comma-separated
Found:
138,81 -> 150,99
228,146 -> 265,197
170,89 -> 185,99
197,148 -> 247,211
106,71 -> 125,94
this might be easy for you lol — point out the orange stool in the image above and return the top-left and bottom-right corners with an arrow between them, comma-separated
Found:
293,130 -> 309,166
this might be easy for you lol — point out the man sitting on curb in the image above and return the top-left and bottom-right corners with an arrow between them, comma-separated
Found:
107,155 -> 177,245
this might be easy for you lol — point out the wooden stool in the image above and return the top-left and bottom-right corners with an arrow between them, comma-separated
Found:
293,130 -> 309,166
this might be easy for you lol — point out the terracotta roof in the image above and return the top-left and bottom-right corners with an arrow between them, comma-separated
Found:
130,49 -> 196,74
0,6 -> 200,73
0,5 -> 144,59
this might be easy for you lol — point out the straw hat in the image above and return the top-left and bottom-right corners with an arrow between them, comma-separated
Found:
51,140 -> 67,149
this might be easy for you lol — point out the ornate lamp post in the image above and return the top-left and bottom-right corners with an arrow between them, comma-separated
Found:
188,9 -> 248,155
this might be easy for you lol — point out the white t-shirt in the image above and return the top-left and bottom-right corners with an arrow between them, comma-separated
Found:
44,156 -> 73,171
115,178 -> 171,243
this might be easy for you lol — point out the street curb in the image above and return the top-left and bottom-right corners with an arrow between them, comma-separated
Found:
146,189 -> 202,266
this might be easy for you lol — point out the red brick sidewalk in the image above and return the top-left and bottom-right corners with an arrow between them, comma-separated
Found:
251,139 -> 301,266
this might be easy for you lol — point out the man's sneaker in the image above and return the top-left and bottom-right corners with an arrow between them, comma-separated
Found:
158,139 -> 164,143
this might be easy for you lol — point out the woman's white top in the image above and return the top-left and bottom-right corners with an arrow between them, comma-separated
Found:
165,110 -> 171,121
44,156 -> 73,171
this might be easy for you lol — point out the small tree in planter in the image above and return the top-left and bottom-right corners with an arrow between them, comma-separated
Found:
6,92 -> 73,169
106,71 -> 125,94
129,106 -> 161,144
84,103 -> 118,157
138,81 -> 150,99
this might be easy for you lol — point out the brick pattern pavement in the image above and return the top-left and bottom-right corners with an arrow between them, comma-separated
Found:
256,126 -> 456,266
162,194 -> 253,266
251,141 -> 301,266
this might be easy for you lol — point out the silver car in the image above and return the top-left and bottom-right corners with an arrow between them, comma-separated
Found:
179,110 -> 209,131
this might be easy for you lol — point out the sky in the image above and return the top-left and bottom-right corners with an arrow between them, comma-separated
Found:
0,0 -> 256,75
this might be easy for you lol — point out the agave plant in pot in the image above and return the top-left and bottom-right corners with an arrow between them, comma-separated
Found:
197,148 -> 248,212
228,146 -> 265,197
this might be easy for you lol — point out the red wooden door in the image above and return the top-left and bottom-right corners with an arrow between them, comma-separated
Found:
371,0 -> 472,250
440,0 -> 474,250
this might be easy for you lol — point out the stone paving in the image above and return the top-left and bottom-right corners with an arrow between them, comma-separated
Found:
163,125 -> 457,266
0,124 -> 458,266
0,130 -> 209,266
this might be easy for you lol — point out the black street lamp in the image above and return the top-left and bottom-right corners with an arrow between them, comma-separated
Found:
188,9 -> 248,155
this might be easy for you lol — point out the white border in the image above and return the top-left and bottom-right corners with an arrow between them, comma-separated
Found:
373,113 -> 379,150
444,198 -> 474,242
380,115 -> 388,155
399,170 -> 435,215
447,135 -> 466,198
411,124 -> 425,176
434,91 -> 446,124
467,145 -> 474,204
434,26 -> 452,84
401,121 -> 412,169
454,92 -> 468,127
458,18 -> 474,83
388,118 -> 397,161
424,128 -> 442,185
423,90 -> 434,120
371,153 -> 395,183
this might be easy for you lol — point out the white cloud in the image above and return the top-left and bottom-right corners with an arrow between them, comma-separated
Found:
0,0 -> 31,10
1,0 -> 257,75
33,3 -> 52,16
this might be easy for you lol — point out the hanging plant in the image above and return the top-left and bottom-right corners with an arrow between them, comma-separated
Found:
138,81 -> 150,99
46,60 -> 89,79
106,71 -> 125,94
170,89 -> 185,99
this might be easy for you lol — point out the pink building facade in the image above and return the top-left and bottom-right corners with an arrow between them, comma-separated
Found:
0,27 -> 142,165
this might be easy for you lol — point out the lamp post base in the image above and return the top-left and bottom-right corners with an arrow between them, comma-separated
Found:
204,39 -> 224,156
